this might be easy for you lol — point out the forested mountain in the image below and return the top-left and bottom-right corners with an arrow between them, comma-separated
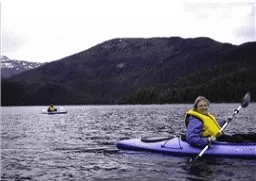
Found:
2,37 -> 255,105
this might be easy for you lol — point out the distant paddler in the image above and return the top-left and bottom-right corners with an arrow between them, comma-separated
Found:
47,104 -> 57,112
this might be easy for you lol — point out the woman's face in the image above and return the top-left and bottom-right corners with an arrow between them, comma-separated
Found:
196,100 -> 208,115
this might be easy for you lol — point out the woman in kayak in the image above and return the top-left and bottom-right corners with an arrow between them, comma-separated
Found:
184,96 -> 256,147
184,96 -> 223,147
48,104 -> 57,112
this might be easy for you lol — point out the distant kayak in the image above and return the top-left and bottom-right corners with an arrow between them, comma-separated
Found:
42,110 -> 68,114
116,136 -> 256,158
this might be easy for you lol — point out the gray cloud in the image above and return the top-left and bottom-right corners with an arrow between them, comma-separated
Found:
235,4 -> 255,43
235,26 -> 255,43
2,29 -> 28,54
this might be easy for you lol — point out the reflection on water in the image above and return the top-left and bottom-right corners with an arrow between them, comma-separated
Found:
1,104 -> 256,180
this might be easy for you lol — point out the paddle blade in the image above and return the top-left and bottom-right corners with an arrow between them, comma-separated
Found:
241,92 -> 251,108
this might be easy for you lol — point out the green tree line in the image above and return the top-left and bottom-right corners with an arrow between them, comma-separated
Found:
117,67 -> 256,104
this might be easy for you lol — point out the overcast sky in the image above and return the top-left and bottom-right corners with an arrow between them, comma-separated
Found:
1,0 -> 255,63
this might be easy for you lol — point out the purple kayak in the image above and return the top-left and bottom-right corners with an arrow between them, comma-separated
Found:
116,136 -> 256,158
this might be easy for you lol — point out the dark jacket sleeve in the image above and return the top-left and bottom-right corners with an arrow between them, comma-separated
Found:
186,117 -> 209,147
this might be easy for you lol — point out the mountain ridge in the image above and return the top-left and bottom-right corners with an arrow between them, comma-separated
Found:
2,37 -> 255,105
1,56 -> 44,78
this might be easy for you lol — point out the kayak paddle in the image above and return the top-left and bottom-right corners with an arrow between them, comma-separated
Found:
189,92 -> 251,163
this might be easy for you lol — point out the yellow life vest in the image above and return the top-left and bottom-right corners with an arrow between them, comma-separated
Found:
184,109 -> 222,137
49,106 -> 56,112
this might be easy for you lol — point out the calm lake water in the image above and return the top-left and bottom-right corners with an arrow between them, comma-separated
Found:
1,104 -> 256,181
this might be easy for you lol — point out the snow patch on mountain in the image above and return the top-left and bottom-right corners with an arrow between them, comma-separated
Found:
1,56 -> 44,78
